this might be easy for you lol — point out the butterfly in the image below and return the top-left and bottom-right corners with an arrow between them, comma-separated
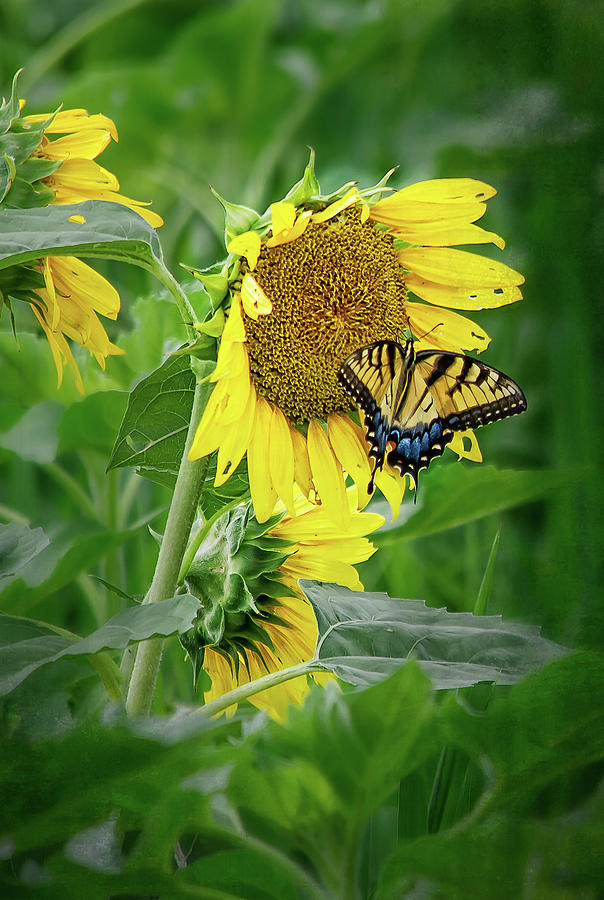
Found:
337,340 -> 527,492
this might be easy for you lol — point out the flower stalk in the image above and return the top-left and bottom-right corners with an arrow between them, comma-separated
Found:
125,379 -> 209,715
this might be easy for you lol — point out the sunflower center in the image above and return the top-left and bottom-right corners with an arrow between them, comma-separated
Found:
243,207 -> 408,422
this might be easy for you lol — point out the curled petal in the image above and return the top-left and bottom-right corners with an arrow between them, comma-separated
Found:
448,430 -> 483,462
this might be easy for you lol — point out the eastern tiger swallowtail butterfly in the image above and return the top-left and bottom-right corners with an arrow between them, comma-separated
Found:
337,340 -> 527,492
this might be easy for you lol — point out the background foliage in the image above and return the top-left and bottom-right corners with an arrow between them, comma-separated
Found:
1,0 -> 603,897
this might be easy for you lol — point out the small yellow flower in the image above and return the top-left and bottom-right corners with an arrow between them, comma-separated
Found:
189,170 -> 523,526
201,491 -> 384,720
12,102 -> 163,391
22,107 -> 163,227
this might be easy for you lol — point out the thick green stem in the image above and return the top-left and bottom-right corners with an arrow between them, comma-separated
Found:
125,381 -> 208,715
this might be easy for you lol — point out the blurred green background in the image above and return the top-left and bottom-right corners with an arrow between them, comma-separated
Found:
1,0 -> 602,657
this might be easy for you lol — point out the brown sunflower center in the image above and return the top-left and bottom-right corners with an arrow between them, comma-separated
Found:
242,207 -> 408,422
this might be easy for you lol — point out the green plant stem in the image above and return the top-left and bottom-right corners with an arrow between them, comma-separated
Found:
125,381 -> 209,715
151,261 -> 198,341
186,659 -> 324,721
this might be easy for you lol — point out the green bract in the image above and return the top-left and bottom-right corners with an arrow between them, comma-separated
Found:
180,503 -> 296,684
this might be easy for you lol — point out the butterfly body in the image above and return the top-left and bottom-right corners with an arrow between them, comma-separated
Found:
337,340 -> 527,491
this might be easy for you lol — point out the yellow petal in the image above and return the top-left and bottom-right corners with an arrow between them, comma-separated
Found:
327,414 -> 372,506
40,257 -> 59,329
372,199 -> 488,227
266,209 -> 313,248
283,554 -> 364,591
270,201 -> 296,235
380,178 -> 497,204
50,158 -> 119,191
38,129 -> 112,161
398,247 -> 525,288
48,256 -> 120,318
227,230 -> 262,269
211,319 -> 248,382
215,385 -> 257,486
240,273 -> 272,320
188,381 -> 231,459
268,405 -> 296,516
405,273 -> 523,310
307,419 -> 350,531
448,430 -> 483,462
374,465 -> 406,520
312,187 -> 360,224
290,426 -> 314,498
31,304 -> 85,394
407,302 -> 491,354
248,397 -> 278,522
391,220 -> 505,250
32,109 -> 119,141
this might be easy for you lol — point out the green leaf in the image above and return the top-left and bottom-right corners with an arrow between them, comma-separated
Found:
0,595 -> 201,695
0,200 -> 164,272
303,580 -> 568,690
377,653 -> 604,900
0,518 -> 136,613
0,400 -> 63,463
108,354 -> 201,476
0,522 -> 50,589
375,466 -> 567,544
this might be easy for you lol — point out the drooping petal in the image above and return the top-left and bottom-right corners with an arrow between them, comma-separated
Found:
214,384 -> 257,486
307,419 -> 350,531
49,256 -> 120,318
398,247 -> 525,288
290,426 -> 314,498
228,230 -> 262,269
374,465 -> 406,520
407,302 -> 491,354
37,129 -> 112,161
240,273 -> 272,320
327,413 -> 372,506
270,201 -> 296,235
268,404 -> 296,515
313,187 -> 360,223
248,397 -> 278,522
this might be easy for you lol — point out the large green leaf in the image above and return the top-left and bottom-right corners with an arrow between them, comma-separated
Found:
374,466 -> 568,544
0,518 -> 136,613
376,653 -> 604,900
303,580 -> 568,690
0,595 -> 201,696
108,354 -> 199,477
0,200 -> 164,271
0,400 -> 63,463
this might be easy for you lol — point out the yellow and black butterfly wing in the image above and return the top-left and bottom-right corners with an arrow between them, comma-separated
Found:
386,350 -> 527,485
337,341 -> 414,488
338,341 -> 527,491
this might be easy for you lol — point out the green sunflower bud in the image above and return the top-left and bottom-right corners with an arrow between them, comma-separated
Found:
180,502 -> 297,688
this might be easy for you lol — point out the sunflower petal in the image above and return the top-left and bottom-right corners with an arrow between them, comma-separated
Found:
374,465 -> 406,520
398,247 -> 525,288
327,413 -> 372,506
405,273 -> 523,310
392,220 -> 505,250
268,405 -> 296,515
290,426 -> 314,498
448,430 -> 483,462
407,302 -> 491,354
240,273 -> 272,320
228,230 -> 262,269
307,419 -> 350,531
380,178 -> 497,204
248,397 -> 278,522
215,385 -> 257,486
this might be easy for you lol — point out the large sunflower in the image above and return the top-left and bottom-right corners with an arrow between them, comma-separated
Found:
1,92 -> 162,392
194,490 -> 384,720
188,163 -> 524,527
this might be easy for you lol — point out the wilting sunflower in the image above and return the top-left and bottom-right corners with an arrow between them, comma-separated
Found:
188,157 -> 524,527
0,82 -> 162,392
183,490 -> 383,720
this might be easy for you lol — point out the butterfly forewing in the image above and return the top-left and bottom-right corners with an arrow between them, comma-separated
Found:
414,352 -> 527,430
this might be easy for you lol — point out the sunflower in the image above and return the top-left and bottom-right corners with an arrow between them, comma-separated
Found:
1,89 -> 162,392
193,490 -> 384,720
188,160 -> 524,527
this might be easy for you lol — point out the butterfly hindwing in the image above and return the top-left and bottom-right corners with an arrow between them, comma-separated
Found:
338,340 -> 527,491
337,341 -> 414,486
